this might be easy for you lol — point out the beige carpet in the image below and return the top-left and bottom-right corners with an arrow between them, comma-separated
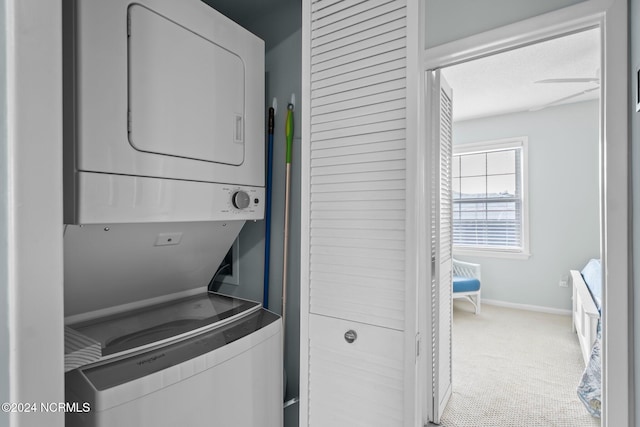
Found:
440,302 -> 600,427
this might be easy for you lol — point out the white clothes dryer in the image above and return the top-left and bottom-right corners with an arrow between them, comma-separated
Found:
64,0 -> 265,224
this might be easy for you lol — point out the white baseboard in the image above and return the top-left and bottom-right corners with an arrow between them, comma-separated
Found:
482,299 -> 572,316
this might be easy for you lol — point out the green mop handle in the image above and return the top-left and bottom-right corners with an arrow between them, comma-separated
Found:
282,103 -> 294,351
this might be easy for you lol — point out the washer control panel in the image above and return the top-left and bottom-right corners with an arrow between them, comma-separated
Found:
221,186 -> 262,218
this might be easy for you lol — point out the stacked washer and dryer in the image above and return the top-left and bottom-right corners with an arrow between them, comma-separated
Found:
62,0 -> 281,425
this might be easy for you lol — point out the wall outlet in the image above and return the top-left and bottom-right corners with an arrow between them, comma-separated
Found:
154,232 -> 183,246
559,275 -> 569,288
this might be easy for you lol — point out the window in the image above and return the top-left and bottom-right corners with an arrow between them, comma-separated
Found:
452,138 -> 529,257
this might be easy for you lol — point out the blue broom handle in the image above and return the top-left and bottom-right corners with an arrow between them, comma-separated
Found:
263,107 -> 275,308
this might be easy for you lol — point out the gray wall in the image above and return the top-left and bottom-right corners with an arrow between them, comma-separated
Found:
215,12 -> 302,427
0,0 -> 8,425
630,0 -> 640,423
262,31 -> 302,426
425,0 -> 586,48
453,100 -> 600,311
243,0 -> 301,51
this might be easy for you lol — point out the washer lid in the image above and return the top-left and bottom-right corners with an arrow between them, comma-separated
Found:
80,309 -> 279,391
69,293 -> 259,357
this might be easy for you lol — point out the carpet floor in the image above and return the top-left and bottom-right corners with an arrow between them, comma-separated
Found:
440,302 -> 600,427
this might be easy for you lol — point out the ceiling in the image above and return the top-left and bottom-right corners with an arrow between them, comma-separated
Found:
201,0 -> 300,49
202,0 -> 297,25
442,28 -> 600,122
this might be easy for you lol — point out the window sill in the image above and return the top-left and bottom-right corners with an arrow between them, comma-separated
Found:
453,247 -> 531,260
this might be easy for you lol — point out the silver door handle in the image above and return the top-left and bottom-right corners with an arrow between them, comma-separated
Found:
344,330 -> 357,343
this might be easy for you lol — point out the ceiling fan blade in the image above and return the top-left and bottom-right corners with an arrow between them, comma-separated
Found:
535,78 -> 600,84
529,87 -> 600,112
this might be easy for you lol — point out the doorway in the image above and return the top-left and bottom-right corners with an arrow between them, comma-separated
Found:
422,3 -> 630,426
438,28 -> 602,426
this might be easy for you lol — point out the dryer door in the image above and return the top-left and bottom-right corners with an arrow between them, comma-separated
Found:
128,4 -> 245,166
70,0 -> 264,186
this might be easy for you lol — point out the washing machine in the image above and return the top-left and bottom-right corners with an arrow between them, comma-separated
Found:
65,292 -> 282,427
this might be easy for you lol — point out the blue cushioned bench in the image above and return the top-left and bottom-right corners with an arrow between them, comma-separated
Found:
453,276 -> 481,293
452,259 -> 481,314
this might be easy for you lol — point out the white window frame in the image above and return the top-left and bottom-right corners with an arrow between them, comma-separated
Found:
452,137 -> 530,259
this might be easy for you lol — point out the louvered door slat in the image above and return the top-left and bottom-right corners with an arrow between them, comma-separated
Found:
312,119 -> 405,142
312,57 -> 405,91
311,264 -> 402,282
310,236 -> 405,251
311,179 -> 406,194
311,209 -> 405,221
311,188 -> 404,202
312,252 -> 405,269
311,0 -> 401,36
312,39 -> 405,73
311,244 -> 404,259
310,158 -> 405,175
311,129 -> 405,151
312,139 -> 405,159
311,150 -> 406,168
312,109 -> 405,133
311,202 -> 405,215
312,89 -> 405,116
311,270 -> 404,287
312,49 -> 405,83
312,218 -> 405,232
313,68 -> 406,99
311,0 -> 368,21
311,169 -> 405,184
311,227 -> 404,240
312,17 -> 406,56
311,0 -> 394,31
312,136 -> 405,152
311,0 -> 343,13
312,99 -> 405,125
312,80 -> 405,109
312,7 -> 405,49
312,28 -> 405,65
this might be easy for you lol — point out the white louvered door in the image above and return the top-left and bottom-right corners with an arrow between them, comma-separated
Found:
301,0 -> 411,426
427,70 -> 453,424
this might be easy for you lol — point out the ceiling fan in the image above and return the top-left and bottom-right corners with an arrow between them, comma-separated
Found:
530,69 -> 600,111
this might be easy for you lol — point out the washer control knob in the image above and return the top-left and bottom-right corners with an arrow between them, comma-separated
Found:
232,191 -> 251,209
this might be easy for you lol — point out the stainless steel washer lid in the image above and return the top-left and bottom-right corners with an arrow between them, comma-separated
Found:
79,309 -> 279,391
69,292 -> 259,357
